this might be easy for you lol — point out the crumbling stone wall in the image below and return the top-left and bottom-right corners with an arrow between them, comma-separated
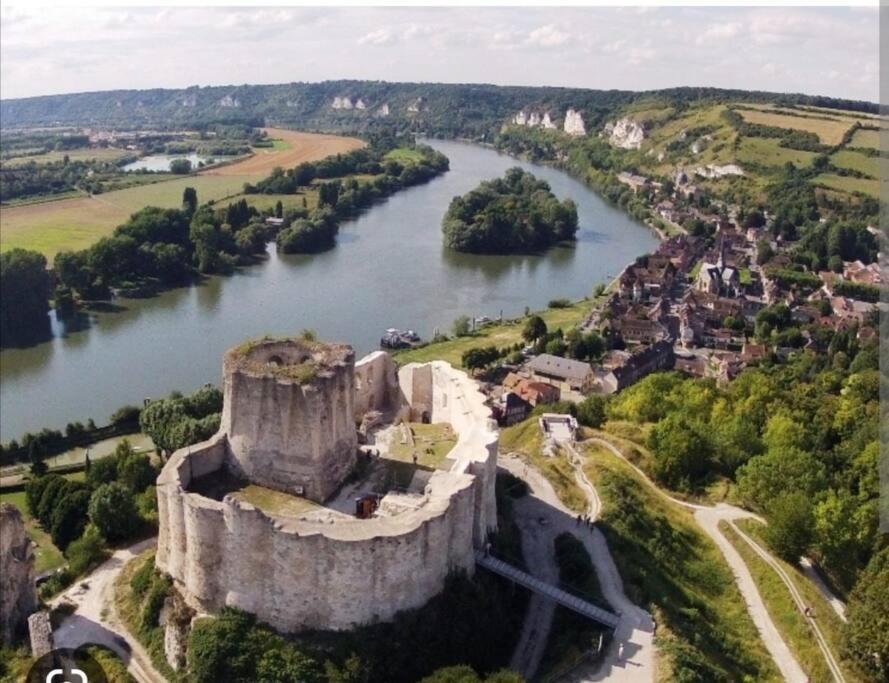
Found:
156,345 -> 498,634
1,503 -> 36,644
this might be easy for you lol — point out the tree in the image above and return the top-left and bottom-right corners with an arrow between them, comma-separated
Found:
87,455 -> 119,486
89,482 -> 141,542
66,524 -> 106,575
842,547 -> 889,680
169,158 -> 192,174
763,491 -> 813,562
0,248 -> 51,345
522,315 -> 547,343
737,447 -> 825,510
182,187 -> 198,217
461,346 -> 499,372
647,414 -> 711,490
576,395 -> 606,428
452,315 -> 472,337
274,200 -> 283,219
50,488 -> 91,550
257,647 -> 324,683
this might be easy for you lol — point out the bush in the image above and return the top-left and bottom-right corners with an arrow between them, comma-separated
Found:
66,525 -> 107,575
109,404 -> 142,425
89,482 -> 141,542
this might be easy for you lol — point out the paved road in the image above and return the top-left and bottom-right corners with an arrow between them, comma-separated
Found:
52,538 -> 165,683
587,436 -> 847,683
500,454 -> 655,682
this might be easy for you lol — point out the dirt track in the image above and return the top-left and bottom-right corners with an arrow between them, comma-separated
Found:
200,128 -> 365,177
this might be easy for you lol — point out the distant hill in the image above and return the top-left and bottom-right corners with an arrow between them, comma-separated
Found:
0,80 -> 878,140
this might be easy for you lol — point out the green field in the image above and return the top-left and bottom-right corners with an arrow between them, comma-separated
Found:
723,520 -> 862,683
384,147 -> 425,164
3,147 -> 132,167
848,128 -> 880,150
737,137 -> 818,169
815,173 -> 880,198
830,150 -> 878,178
0,174 -> 252,257
223,189 -> 319,213
738,109 -> 854,145
393,300 -> 590,367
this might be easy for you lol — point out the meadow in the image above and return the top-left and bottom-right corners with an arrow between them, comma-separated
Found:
848,128 -> 880,150
0,129 -> 364,258
830,150 -> 878,178
3,147 -> 132,167
736,137 -> 818,168
815,173 -> 880,198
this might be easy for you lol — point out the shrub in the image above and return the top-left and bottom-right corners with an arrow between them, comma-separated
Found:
89,482 -> 141,542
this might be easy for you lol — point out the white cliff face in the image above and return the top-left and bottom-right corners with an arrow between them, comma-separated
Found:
355,99 -> 367,110
564,108 -> 587,137
601,117 -> 644,148
181,94 -> 197,108
527,112 -> 541,126
695,163 -> 744,178
219,95 -> 240,108
512,109 -> 559,131
375,103 -> 390,118
332,96 -> 354,110
513,111 -> 528,126
407,97 -> 426,113
691,135 -> 712,155
542,112 -> 557,130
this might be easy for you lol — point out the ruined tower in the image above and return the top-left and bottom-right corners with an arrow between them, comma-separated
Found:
221,338 -> 357,502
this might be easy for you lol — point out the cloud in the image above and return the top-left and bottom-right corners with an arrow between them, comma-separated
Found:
358,28 -> 396,46
525,24 -> 570,48
695,21 -> 743,45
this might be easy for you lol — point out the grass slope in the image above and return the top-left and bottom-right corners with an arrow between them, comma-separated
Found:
582,444 -> 781,682
722,520 -> 862,683
0,488 -> 65,573
393,300 -> 590,367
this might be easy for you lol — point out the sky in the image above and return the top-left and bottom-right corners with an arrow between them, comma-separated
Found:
0,5 -> 879,102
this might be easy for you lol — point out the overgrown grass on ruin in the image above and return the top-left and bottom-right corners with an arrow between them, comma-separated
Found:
385,422 -> 457,469
720,520 -> 862,683
581,445 -> 781,682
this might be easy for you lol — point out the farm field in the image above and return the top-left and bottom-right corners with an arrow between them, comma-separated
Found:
815,173 -> 880,198
738,109 -> 853,145
737,137 -> 818,168
201,127 -> 364,177
0,129 -> 365,257
3,147 -> 132,166
830,150 -> 878,178
848,128 -> 880,150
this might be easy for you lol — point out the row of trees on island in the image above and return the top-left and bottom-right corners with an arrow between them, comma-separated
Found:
442,167 -> 578,254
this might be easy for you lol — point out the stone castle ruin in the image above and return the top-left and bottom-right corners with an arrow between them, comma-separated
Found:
0,503 -> 36,644
156,337 -> 498,635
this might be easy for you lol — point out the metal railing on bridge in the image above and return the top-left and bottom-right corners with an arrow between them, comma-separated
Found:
475,552 -> 620,629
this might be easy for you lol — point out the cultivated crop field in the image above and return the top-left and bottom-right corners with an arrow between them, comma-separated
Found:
0,130 -> 364,257
737,109 -> 853,145
201,128 -> 364,177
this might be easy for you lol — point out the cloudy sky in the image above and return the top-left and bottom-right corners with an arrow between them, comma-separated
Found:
0,5 -> 879,102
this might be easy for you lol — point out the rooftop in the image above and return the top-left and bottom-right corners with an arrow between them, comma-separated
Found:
527,353 -> 593,381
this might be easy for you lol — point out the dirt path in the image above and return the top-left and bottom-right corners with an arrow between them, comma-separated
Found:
52,537 -> 165,683
500,454 -> 655,682
586,436 -> 847,683
200,128 -> 365,177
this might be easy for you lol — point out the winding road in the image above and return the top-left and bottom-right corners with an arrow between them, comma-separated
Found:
500,453 -> 655,682
51,538 -> 165,683
585,436 -> 847,683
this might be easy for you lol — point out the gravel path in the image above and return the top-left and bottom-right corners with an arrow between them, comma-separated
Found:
500,454 -> 655,682
52,537 -> 165,683
586,436 -> 848,683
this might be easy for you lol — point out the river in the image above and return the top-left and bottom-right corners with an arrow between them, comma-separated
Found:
0,139 -> 658,440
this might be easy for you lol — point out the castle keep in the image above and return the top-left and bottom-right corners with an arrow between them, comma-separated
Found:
155,337 -> 498,634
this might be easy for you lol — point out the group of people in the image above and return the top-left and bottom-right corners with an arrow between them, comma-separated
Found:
576,513 -> 594,528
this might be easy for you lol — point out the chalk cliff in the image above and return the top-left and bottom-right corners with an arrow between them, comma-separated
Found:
602,117 -> 644,148
564,108 -> 587,136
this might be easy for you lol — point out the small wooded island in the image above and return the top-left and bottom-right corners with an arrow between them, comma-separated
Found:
442,167 -> 578,253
